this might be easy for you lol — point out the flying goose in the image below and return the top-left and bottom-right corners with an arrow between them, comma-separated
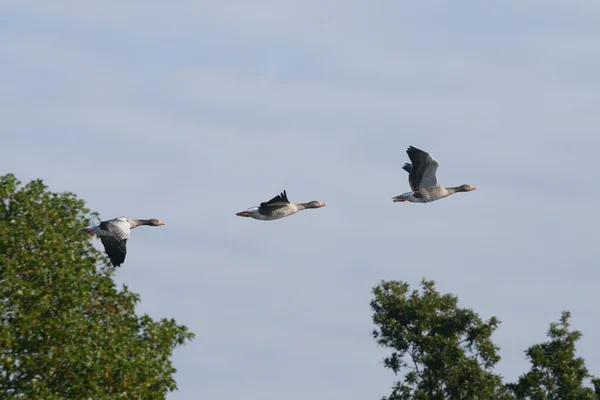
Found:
81,217 -> 165,267
236,190 -> 326,221
392,146 -> 476,203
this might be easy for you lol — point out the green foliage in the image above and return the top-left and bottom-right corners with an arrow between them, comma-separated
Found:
509,311 -> 600,400
0,174 -> 194,399
371,279 -> 509,400
371,279 -> 599,400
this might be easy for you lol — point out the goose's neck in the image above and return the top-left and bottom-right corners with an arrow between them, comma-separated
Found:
296,202 -> 322,210
131,219 -> 152,228
446,186 -> 462,195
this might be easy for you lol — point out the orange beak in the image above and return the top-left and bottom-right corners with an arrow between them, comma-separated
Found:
236,211 -> 253,217
320,202 -> 327,207
158,221 -> 166,225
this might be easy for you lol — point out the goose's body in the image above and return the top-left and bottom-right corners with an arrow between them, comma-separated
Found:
236,190 -> 326,221
81,216 -> 165,267
392,146 -> 476,203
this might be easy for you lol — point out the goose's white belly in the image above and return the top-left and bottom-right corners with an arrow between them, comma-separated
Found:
251,205 -> 299,220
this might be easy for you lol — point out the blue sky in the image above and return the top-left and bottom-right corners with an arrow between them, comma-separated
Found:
2,1 -> 600,398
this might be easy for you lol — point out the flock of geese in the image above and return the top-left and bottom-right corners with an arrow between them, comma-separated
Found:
82,146 -> 477,267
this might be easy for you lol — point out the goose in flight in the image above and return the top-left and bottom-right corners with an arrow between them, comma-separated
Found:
236,190 -> 326,221
81,217 -> 165,267
392,146 -> 476,203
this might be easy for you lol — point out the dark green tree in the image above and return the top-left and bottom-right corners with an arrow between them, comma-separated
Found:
370,279 -> 512,400
508,311 -> 600,399
0,174 -> 194,399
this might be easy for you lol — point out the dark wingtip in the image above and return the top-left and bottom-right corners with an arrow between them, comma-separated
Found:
110,257 -> 124,267
402,163 -> 412,173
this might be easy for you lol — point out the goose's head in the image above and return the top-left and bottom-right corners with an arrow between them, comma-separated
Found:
304,201 -> 327,209
458,184 -> 477,192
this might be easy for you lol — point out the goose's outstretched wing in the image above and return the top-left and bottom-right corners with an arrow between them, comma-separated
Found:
405,146 -> 440,190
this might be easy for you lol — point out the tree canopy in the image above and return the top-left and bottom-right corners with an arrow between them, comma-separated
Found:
509,311 -> 600,400
0,174 -> 194,399
371,279 -> 599,400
